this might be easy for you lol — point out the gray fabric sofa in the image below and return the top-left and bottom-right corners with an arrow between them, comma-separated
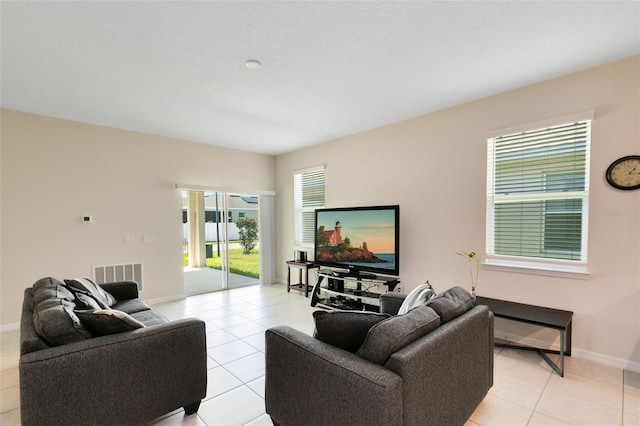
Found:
265,288 -> 494,426
20,277 -> 207,426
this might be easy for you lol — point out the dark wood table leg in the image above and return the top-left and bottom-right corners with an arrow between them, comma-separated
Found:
566,318 -> 572,356
304,268 -> 309,297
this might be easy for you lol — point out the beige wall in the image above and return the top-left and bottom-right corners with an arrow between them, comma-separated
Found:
0,110 -> 275,325
2,56 -> 638,369
275,56 -> 640,368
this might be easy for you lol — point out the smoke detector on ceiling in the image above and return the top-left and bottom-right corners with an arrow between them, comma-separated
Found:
245,59 -> 262,69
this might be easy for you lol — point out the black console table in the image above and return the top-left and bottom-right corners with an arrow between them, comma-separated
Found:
475,296 -> 573,377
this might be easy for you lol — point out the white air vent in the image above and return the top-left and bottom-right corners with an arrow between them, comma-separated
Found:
93,263 -> 143,292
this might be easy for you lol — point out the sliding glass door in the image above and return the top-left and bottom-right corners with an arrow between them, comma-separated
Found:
182,190 -> 260,295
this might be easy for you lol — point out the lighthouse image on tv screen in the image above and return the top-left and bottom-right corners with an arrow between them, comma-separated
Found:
314,205 -> 399,276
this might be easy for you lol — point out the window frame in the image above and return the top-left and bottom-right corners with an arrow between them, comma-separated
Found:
485,112 -> 593,280
293,165 -> 325,247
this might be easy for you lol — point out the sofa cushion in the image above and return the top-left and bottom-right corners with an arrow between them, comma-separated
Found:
112,298 -> 152,315
356,305 -> 440,364
426,286 -> 476,324
397,281 -> 436,315
75,309 -> 145,335
379,292 -> 407,315
129,309 -> 169,327
313,310 -> 391,353
65,278 -> 116,308
32,277 -> 75,305
33,298 -> 93,345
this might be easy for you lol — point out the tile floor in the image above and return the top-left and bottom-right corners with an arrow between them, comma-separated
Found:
1,283 -> 639,426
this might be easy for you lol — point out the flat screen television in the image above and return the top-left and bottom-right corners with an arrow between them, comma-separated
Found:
314,205 -> 400,277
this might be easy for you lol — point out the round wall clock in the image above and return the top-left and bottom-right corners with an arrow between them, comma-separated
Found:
605,155 -> 640,190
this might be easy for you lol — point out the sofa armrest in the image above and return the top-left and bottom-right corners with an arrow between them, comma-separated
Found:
100,280 -> 139,301
20,318 -> 207,425
379,292 -> 406,315
265,326 -> 403,426
384,305 -> 494,426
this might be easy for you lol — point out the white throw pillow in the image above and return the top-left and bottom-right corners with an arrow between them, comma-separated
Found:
397,281 -> 436,315
65,277 -> 116,308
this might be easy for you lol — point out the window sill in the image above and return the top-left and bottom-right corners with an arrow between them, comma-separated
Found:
482,257 -> 591,280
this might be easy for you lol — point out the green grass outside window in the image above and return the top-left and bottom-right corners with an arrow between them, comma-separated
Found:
183,245 -> 259,279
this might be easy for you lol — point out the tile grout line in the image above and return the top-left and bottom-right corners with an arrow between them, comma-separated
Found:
526,367 -> 553,425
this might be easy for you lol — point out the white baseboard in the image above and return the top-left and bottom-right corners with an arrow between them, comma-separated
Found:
572,348 -> 640,373
500,331 -> 640,373
145,294 -> 186,305
0,322 -> 19,333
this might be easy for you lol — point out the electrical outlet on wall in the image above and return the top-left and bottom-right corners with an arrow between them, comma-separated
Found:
124,234 -> 135,243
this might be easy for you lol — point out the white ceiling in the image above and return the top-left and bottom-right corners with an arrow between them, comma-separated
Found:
2,1 -> 639,155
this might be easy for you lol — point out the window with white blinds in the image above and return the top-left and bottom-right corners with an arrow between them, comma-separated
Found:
486,115 -> 592,271
294,166 -> 325,246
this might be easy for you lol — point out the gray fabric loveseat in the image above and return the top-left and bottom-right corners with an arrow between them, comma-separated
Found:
20,277 -> 207,426
265,286 -> 494,426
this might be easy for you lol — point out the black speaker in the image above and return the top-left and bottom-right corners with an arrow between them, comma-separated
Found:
328,278 -> 344,292
294,250 -> 307,263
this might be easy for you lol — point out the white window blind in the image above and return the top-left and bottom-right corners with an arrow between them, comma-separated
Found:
294,166 -> 325,246
487,116 -> 591,269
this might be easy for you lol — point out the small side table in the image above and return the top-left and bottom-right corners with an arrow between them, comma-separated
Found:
286,261 -> 319,297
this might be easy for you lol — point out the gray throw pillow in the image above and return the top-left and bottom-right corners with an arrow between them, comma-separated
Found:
313,310 -> 391,353
356,305 -> 440,364
74,292 -> 104,311
75,309 -> 145,335
426,286 -> 476,324
65,277 -> 116,308
32,277 -> 76,305
33,298 -> 93,345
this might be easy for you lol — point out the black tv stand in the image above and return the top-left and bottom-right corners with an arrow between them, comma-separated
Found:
310,269 -> 400,312
328,269 -> 377,280
349,270 -> 377,279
